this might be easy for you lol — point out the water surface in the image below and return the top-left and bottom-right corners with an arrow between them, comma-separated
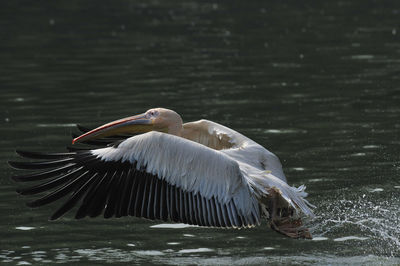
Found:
1,1 -> 399,265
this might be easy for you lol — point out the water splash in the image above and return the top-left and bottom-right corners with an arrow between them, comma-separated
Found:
309,189 -> 400,256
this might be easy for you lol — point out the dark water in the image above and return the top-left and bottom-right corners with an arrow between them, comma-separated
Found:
1,1 -> 400,265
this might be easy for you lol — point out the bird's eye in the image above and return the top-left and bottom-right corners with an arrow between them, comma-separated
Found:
146,110 -> 158,118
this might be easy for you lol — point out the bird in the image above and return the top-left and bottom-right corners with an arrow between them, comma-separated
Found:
9,108 -> 315,239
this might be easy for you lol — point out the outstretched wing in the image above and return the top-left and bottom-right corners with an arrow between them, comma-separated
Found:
9,131 -> 260,228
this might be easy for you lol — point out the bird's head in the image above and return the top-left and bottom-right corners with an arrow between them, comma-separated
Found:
72,107 -> 183,144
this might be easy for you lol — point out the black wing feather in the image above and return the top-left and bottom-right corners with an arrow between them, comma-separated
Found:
16,150 -> 75,160
9,158 -> 75,170
50,172 -> 99,220
16,167 -> 84,195
27,170 -> 90,208
12,164 -> 77,182
104,170 -> 125,218
75,172 -> 107,219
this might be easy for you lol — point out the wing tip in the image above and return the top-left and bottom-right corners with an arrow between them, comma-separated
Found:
26,201 -> 38,208
8,161 -> 23,170
15,150 -> 31,158
49,212 -> 62,221
77,124 -> 90,133
16,187 -> 25,195
11,175 -> 22,182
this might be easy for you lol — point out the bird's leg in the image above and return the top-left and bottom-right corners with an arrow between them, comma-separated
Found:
270,217 -> 312,239
271,189 -> 278,221
266,188 -> 312,239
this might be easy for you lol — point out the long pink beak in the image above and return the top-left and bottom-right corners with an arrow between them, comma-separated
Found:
72,114 -> 153,144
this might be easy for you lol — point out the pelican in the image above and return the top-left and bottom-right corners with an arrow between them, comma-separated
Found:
9,108 -> 314,238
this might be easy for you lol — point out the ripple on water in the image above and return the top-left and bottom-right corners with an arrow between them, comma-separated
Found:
178,248 -> 214,254
263,129 -> 307,134
350,153 -> 366,157
15,226 -> 35,231
363,145 -> 380,149
333,236 -> 369,242
263,247 -> 275,250
135,250 -> 164,256
291,167 -> 305,171
36,123 -> 77,128
369,188 -> 384,193
16,261 -> 31,265
167,242 -> 180,245
31,251 -> 46,256
12,97 -> 25,102
350,55 -> 375,60
312,236 -> 329,241
308,178 -> 334,183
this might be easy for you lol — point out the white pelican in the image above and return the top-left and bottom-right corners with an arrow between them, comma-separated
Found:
9,108 -> 314,238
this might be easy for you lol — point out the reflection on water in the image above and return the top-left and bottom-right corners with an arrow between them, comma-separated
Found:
150,223 -> 196,229
1,0 -> 400,265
